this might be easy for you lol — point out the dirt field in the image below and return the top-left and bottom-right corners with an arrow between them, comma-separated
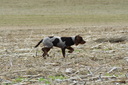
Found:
0,0 -> 128,85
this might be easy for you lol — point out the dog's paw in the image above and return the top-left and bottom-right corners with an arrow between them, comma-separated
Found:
68,50 -> 73,53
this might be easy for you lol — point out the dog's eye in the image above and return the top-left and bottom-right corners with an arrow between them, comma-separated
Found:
80,37 -> 83,41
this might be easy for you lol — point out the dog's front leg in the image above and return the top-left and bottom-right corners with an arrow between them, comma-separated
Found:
66,46 -> 74,53
61,48 -> 66,58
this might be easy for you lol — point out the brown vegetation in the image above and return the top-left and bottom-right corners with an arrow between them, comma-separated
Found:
0,26 -> 128,85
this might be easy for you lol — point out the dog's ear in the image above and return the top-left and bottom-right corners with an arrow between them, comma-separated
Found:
74,35 -> 80,45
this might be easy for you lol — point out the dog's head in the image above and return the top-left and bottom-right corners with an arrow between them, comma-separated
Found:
75,35 -> 86,45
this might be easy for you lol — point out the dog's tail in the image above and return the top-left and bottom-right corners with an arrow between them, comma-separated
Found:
34,39 -> 43,48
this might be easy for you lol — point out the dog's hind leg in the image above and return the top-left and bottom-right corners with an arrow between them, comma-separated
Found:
42,48 -> 51,59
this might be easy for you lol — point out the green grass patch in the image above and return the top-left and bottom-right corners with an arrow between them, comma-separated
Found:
105,73 -> 113,76
14,77 -> 26,82
104,48 -> 113,51
38,77 -> 50,84
48,75 -> 67,80
38,75 -> 66,84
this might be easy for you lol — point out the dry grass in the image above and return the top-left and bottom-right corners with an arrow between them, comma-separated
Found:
0,0 -> 128,84
0,26 -> 128,85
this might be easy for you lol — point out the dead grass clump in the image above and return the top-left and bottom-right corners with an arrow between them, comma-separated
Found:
26,69 -> 38,75
95,36 -> 127,43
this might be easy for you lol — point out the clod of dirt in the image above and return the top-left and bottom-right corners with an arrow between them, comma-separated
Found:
95,36 -> 127,43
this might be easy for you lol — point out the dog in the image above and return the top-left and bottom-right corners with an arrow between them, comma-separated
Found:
34,35 -> 86,59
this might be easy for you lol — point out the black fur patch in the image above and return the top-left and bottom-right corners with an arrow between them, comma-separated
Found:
61,37 -> 74,46
52,38 -> 59,46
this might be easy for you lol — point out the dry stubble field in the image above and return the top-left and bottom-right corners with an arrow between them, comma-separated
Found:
0,0 -> 128,85
0,26 -> 128,85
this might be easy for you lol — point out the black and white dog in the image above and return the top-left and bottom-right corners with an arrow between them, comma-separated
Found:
35,35 -> 86,59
